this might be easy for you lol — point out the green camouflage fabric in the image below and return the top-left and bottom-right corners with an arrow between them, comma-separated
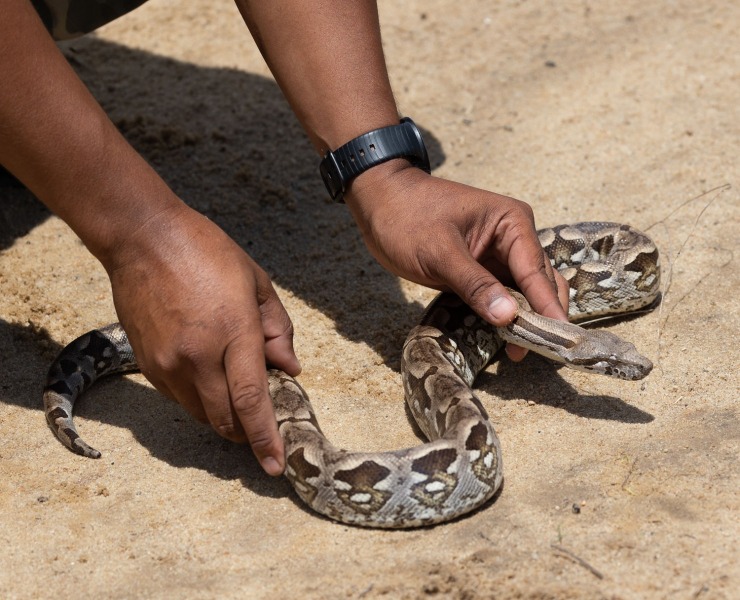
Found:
31,0 -> 149,40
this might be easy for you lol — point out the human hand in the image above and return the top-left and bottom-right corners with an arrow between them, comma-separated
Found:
2,0 -> 300,477
345,160 -> 570,361
103,204 -> 300,475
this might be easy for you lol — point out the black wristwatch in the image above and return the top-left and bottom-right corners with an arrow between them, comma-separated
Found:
319,117 -> 431,202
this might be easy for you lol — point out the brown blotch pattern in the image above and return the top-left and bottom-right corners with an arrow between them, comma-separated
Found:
333,461 -> 393,514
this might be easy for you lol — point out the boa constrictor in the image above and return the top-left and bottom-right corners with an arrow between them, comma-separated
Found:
43,222 -> 660,528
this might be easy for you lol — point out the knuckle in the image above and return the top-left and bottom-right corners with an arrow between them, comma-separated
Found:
228,382 -> 276,451
254,271 -> 278,305
462,269 -> 495,307
279,320 -> 295,343
213,422 -> 246,443
517,263 -> 547,291
230,381 -> 268,419
244,429 -> 275,453
149,336 -> 210,376
508,197 -> 535,220
176,337 -> 209,366
264,304 -> 295,340
521,201 -> 535,220
509,217 -> 537,243
148,348 -> 180,376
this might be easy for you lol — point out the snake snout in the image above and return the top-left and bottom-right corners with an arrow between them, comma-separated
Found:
569,340 -> 653,379
605,351 -> 653,380
616,340 -> 654,380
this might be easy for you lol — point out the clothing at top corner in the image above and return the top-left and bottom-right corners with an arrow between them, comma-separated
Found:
30,0 -> 149,40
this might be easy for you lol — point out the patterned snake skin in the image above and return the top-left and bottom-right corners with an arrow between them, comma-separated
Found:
44,222 -> 660,528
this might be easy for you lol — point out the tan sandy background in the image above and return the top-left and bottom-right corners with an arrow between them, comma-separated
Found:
1,1 -> 738,598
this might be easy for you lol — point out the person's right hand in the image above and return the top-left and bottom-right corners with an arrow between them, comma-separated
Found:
104,204 -> 300,476
1,0 -> 299,476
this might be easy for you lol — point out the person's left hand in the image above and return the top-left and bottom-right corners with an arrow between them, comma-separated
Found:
344,160 -> 570,361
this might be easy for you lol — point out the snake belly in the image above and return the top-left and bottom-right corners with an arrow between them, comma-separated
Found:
43,222 -> 660,528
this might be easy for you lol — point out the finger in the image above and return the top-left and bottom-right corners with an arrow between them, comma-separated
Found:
433,238 -> 518,326
507,240 -> 569,322
554,269 -> 570,316
145,344 -> 226,428
132,346 -> 210,423
505,258 -> 570,362
192,360 -> 248,444
223,328 -> 284,477
540,251 -> 569,320
541,249 -> 558,288
166,381 -> 211,425
259,282 -> 301,376
540,249 -> 572,315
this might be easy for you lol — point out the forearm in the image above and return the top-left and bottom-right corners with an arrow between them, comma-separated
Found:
235,0 -> 400,154
236,0 -> 567,328
0,0 -> 181,266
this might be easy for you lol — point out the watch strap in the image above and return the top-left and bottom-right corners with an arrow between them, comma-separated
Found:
320,117 -> 431,202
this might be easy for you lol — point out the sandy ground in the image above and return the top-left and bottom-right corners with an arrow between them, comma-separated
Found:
1,1 -> 738,598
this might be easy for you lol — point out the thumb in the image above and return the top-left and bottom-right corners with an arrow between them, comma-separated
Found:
437,243 -> 519,326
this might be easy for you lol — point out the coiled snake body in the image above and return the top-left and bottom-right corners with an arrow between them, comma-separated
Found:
44,222 -> 660,528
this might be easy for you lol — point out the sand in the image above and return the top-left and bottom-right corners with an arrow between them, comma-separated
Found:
1,0 -> 738,598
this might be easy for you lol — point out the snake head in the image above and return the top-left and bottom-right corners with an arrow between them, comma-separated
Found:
566,330 -> 653,380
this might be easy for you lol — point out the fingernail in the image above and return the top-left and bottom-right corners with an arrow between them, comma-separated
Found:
262,456 -> 283,477
488,296 -> 517,323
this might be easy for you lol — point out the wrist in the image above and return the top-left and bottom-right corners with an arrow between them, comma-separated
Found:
73,193 -> 189,277
343,157 -> 416,204
98,201 -> 202,276
67,177 -> 184,271
320,118 -> 430,202
45,122 -> 185,268
316,114 -> 401,157
342,158 -> 431,240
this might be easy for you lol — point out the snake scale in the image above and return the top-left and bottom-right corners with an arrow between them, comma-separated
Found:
44,222 -> 660,528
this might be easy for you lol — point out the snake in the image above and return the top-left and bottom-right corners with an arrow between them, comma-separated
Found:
43,222 -> 660,528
